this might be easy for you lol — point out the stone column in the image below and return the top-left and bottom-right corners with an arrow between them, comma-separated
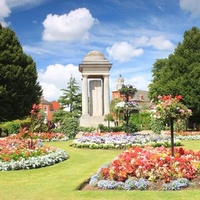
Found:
82,75 -> 88,115
103,75 -> 110,115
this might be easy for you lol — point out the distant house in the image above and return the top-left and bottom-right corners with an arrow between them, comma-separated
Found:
112,74 -> 149,103
112,89 -> 149,103
39,96 -> 60,121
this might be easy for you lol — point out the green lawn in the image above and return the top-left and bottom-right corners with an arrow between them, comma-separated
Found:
0,140 -> 200,200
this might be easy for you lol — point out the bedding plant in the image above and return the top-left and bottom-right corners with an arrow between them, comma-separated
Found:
87,145 -> 200,191
71,132 -> 182,149
0,104 -> 69,171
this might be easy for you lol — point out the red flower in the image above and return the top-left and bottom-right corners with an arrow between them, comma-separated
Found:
175,95 -> 182,101
162,95 -> 171,101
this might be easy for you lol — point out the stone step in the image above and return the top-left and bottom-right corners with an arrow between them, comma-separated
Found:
79,115 -> 110,128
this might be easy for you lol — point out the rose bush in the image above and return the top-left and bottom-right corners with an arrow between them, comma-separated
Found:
151,95 -> 192,120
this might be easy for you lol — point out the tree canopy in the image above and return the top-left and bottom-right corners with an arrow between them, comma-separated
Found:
148,26 -> 200,124
58,76 -> 82,117
119,84 -> 137,102
0,24 -> 42,121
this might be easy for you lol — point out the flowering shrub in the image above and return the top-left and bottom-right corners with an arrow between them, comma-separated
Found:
72,132 -> 182,149
88,146 -> 200,190
151,95 -> 192,119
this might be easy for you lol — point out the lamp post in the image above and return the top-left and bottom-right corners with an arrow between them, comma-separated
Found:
170,117 -> 174,157
119,84 -> 137,134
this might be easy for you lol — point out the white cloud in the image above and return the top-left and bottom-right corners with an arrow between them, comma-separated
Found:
38,64 -> 82,101
106,42 -> 144,62
23,45 -> 54,55
6,0 -> 46,9
1,0 -> 45,26
107,36 -> 174,62
0,0 -> 11,26
149,36 -> 175,50
42,8 -> 97,41
134,36 -> 149,47
129,76 -> 151,91
0,0 -> 10,18
134,36 -> 175,50
179,0 -> 200,18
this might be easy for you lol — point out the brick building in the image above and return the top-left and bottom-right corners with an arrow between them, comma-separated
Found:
39,96 -> 60,121
112,74 -> 149,103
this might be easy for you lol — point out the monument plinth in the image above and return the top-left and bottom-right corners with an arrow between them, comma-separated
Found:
79,51 -> 112,127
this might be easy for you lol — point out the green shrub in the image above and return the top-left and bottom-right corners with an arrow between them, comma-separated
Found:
97,124 -> 124,133
98,124 -> 108,132
121,121 -> 138,134
78,126 -> 96,132
0,121 -> 20,135
130,112 -> 151,131
150,118 -> 165,134
58,117 -> 79,139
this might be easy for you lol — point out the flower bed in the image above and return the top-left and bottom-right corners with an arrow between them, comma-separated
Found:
0,135 -> 69,171
176,135 -> 200,140
169,131 -> 200,141
9,132 -> 69,142
87,146 -> 200,191
71,132 -> 182,149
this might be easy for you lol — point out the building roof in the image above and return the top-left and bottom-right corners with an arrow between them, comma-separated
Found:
82,50 -> 110,64
40,96 -> 51,105
133,90 -> 149,102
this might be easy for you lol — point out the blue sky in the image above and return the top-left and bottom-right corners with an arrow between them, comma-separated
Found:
1,0 -> 200,101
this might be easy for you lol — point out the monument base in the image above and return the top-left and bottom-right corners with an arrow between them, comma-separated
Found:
79,115 -> 111,128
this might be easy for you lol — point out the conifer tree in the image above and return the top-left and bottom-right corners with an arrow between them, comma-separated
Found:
58,76 -> 82,117
0,24 -> 42,121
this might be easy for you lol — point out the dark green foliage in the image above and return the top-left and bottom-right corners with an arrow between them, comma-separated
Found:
121,120 -> 138,134
98,124 -> 124,133
78,126 -> 96,132
119,84 -> 137,102
59,117 -> 79,139
55,76 -> 82,138
58,76 -> 82,117
0,24 -> 42,121
149,27 -> 200,124
52,109 -> 71,123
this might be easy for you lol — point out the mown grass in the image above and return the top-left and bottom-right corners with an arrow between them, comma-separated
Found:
0,140 -> 200,200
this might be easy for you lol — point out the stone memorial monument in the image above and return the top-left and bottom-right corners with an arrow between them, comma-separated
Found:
79,51 -> 112,127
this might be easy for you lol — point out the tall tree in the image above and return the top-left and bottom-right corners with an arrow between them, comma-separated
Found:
0,24 -> 42,121
58,76 -> 82,117
149,27 -> 200,124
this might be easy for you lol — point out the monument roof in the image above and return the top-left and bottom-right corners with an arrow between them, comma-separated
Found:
82,51 -> 110,64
